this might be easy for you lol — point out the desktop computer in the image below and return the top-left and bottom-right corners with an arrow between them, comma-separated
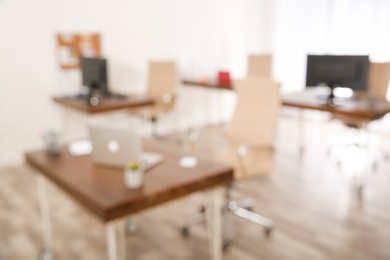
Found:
81,57 -> 109,96
80,57 -> 125,105
305,55 -> 369,106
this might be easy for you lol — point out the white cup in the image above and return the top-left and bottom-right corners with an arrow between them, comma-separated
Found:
42,130 -> 61,155
124,170 -> 144,189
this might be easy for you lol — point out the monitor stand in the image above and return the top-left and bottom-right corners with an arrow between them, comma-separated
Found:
318,84 -> 340,107
326,86 -> 337,107
86,83 -> 101,106
83,83 -> 126,105
107,92 -> 127,99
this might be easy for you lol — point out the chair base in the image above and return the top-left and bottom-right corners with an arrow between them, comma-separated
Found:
327,121 -> 388,172
38,248 -> 54,260
180,187 -> 274,251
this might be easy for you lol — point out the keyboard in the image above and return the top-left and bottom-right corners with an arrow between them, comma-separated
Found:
69,139 -> 164,170
140,152 -> 164,170
67,92 -> 127,100
108,93 -> 127,99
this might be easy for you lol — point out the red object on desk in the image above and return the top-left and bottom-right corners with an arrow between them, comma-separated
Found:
217,71 -> 231,86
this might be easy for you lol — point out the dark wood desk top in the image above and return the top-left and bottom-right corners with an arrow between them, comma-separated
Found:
182,80 -> 390,121
182,80 -> 234,90
25,140 -> 233,222
282,88 -> 390,120
53,95 -> 153,114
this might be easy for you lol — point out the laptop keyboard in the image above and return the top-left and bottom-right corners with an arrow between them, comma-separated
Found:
140,152 -> 164,170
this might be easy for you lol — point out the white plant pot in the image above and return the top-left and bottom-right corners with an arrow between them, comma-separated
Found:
124,170 -> 144,189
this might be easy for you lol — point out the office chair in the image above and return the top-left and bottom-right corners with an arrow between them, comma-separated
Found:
369,62 -> 390,101
247,54 -> 273,78
181,77 -> 280,250
128,60 -> 177,137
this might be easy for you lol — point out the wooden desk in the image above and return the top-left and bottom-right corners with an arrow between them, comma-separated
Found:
53,95 -> 153,114
182,80 -> 234,125
282,88 -> 390,120
26,139 -> 233,260
182,80 -> 390,120
183,81 -> 390,155
282,88 -> 390,157
182,80 -> 234,91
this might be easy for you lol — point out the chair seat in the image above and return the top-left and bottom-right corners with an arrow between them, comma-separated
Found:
190,128 -> 274,180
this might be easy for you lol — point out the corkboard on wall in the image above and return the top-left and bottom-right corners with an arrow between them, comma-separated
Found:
56,33 -> 102,70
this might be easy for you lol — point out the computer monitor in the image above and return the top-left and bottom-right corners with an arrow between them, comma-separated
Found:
306,55 -> 369,103
80,57 -> 109,96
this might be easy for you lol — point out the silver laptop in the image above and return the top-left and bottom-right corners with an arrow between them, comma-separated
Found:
89,123 -> 164,170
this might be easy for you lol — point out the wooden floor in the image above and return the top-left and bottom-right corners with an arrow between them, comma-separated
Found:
1,113 -> 390,260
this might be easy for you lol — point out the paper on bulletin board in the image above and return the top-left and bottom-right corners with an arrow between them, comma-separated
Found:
56,33 -> 101,70
58,46 -> 79,67
79,34 -> 100,58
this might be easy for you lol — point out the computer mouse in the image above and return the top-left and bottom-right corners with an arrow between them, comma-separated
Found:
179,156 -> 198,168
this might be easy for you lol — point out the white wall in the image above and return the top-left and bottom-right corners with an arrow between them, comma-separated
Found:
0,0 -> 273,166
273,0 -> 390,94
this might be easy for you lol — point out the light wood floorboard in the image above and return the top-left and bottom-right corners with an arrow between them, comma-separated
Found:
1,114 -> 390,259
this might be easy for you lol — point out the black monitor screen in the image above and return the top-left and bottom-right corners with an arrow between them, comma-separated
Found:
80,57 -> 109,95
306,55 -> 369,91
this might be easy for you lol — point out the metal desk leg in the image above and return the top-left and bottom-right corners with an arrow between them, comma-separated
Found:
214,89 -> 224,125
106,220 -> 126,260
299,109 -> 305,156
36,175 -> 54,260
207,188 -> 222,260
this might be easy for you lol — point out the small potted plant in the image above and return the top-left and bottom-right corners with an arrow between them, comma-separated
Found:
124,161 -> 144,189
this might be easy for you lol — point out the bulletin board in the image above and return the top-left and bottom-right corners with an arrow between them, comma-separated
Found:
56,33 -> 102,69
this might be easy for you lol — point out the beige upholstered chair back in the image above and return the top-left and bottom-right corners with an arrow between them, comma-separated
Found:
222,78 -> 280,179
369,62 -> 390,100
227,77 -> 280,146
146,61 -> 177,102
247,54 -> 273,78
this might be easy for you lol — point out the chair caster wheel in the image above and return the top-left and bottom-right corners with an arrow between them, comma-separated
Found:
199,205 -> 206,213
222,241 -> 231,251
125,221 -> 138,235
181,226 -> 190,238
356,186 -> 364,199
264,227 -> 272,236
38,248 -> 54,260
